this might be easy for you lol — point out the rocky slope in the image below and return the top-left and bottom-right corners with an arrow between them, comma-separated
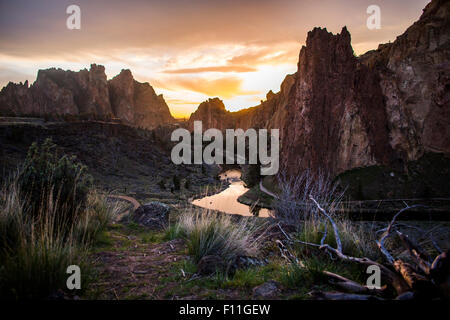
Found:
0,65 -> 175,129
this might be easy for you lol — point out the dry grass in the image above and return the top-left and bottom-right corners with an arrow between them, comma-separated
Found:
273,169 -> 345,226
175,207 -> 266,263
0,174 -> 121,299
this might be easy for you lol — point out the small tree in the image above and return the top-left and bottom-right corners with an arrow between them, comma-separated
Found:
19,138 -> 93,225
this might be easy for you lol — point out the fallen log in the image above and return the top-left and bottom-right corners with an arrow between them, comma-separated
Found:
323,271 -> 386,295
393,260 -> 436,296
397,231 -> 431,274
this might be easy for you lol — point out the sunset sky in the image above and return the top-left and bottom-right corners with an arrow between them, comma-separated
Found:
0,0 -> 429,118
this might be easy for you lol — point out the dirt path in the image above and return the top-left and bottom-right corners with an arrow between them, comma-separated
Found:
108,195 -> 141,210
107,195 -> 141,221
89,236 -> 188,299
87,231 -> 244,300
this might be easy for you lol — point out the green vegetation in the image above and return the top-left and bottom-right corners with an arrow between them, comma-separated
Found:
18,138 -> 93,226
0,141 -> 119,299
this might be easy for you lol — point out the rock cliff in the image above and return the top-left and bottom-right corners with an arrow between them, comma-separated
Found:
0,65 -> 174,129
108,69 -> 174,128
280,26 -> 394,177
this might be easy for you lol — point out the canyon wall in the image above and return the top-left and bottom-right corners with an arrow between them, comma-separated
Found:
0,65 -> 174,129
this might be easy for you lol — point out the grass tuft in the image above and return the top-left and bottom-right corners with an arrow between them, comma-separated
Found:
174,207 -> 266,264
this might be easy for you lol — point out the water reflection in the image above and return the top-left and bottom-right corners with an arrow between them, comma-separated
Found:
192,169 -> 271,217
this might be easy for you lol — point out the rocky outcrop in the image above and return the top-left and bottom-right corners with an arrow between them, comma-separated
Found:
0,64 -> 113,117
234,74 -> 295,130
280,0 -> 450,177
0,65 -> 174,129
360,0 -> 450,161
281,0 -> 450,177
108,69 -> 174,128
188,98 -> 234,130
280,26 -> 394,177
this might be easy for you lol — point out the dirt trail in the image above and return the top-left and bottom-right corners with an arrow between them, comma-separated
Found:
107,195 -> 141,221
89,237 -> 189,299
108,195 -> 141,210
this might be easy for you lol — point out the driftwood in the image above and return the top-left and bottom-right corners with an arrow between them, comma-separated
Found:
277,196 -> 449,300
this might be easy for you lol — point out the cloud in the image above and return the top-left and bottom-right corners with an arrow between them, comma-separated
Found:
166,98 -> 202,105
227,46 -> 299,66
162,65 -> 257,74
0,0 -> 429,58
158,76 -> 260,99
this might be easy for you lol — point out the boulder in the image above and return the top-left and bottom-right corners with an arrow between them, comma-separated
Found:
197,255 -> 226,275
252,280 -> 281,299
131,201 -> 170,229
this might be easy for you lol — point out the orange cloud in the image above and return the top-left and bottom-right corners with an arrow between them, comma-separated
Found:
158,76 -> 260,99
163,65 -> 257,74
227,46 -> 299,66
166,98 -> 202,105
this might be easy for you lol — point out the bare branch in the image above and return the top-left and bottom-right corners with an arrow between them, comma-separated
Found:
309,195 -> 342,253
376,204 -> 427,264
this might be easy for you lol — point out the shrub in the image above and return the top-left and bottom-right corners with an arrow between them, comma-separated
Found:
0,176 -> 86,299
175,207 -> 266,264
273,169 -> 344,228
0,157 -> 117,299
18,138 -> 93,227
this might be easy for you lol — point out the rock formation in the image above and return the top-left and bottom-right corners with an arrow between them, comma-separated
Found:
188,97 -> 235,130
0,65 -> 174,129
360,0 -> 450,161
108,69 -> 174,128
188,0 -> 450,179
280,26 -> 394,177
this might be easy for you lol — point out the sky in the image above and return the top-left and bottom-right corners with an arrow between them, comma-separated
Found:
0,0 -> 430,118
